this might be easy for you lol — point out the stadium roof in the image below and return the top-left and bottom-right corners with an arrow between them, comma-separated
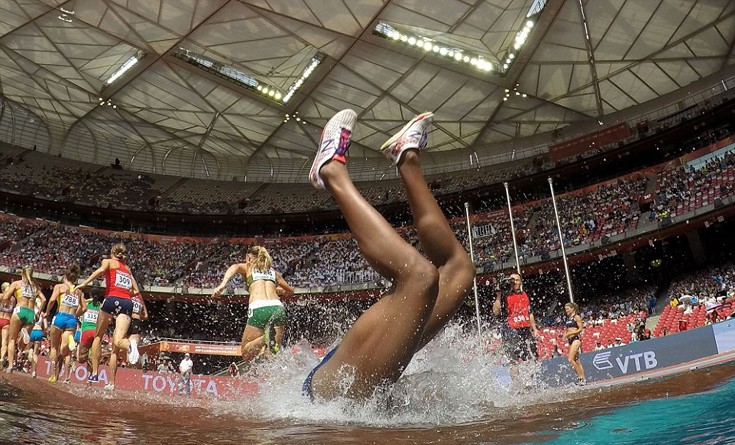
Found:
0,0 -> 734,182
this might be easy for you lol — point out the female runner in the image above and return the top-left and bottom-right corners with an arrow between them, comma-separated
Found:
564,302 -> 586,384
302,110 -> 475,400
1,266 -> 46,373
75,293 -> 103,367
45,264 -> 87,383
77,243 -> 141,382
26,313 -> 47,377
212,245 -> 294,362
105,292 -> 147,391
0,282 -> 15,369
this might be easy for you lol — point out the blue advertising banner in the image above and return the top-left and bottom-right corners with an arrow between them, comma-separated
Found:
712,319 -> 735,354
538,324 -> 721,386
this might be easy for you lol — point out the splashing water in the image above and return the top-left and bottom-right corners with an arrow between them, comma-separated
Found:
212,322 -> 576,427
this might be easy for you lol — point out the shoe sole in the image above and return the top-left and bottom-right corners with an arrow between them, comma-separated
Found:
309,109 -> 358,188
379,112 -> 434,154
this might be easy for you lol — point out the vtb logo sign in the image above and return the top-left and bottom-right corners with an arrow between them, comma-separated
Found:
593,351 -> 658,374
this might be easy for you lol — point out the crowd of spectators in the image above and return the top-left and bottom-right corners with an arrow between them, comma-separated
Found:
653,148 -> 735,221
1,143 -> 734,290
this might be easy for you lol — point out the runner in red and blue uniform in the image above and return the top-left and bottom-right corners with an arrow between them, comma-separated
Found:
77,243 -> 141,383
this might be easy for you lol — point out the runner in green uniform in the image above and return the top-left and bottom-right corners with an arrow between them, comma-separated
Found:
1,266 -> 46,373
212,245 -> 294,362
76,294 -> 102,366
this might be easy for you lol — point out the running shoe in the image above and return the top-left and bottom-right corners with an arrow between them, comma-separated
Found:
5,367 -> 12,374
68,336 -> 77,352
31,371 -> 36,378
104,383 -> 115,391
264,325 -> 279,354
87,374 -> 98,383
21,329 -> 29,345
380,112 -> 433,165
128,340 -> 140,364
48,376 -> 57,383
309,109 -> 358,189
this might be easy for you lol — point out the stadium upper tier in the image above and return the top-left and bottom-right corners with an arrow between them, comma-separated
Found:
1,85 -> 734,218
2,134 -> 733,293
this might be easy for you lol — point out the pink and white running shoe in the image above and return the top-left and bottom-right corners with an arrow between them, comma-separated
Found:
380,112 -> 433,165
309,109 -> 358,189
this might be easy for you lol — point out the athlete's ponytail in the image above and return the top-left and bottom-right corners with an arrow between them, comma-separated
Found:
565,302 -> 580,315
247,245 -> 272,272
21,265 -> 36,293
65,264 -> 81,283
111,243 -> 127,262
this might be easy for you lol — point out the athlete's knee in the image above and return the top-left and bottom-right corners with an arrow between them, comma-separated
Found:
404,256 -> 440,302
113,338 -> 127,350
449,253 -> 476,289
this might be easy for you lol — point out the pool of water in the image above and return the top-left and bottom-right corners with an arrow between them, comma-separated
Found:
2,330 -> 734,444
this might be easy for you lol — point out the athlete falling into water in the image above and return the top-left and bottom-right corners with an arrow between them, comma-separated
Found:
302,109 -> 475,400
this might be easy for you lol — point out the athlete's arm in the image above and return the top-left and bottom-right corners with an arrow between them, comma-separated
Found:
78,259 -> 110,289
212,264 -> 240,297
140,298 -> 149,321
76,292 -> 87,318
572,314 -> 584,337
130,275 -> 141,297
529,313 -> 539,338
35,286 -> 46,313
45,284 -> 61,318
2,281 -> 18,302
275,272 -> 294,298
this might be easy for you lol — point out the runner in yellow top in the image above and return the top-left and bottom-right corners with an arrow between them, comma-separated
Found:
44,264 -> 87,383
1,266 -> 46,373
212,245 -> 294,362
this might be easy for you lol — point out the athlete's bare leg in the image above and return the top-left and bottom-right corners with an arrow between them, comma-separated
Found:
309,110 -> 439,399
396,149 -> 475,348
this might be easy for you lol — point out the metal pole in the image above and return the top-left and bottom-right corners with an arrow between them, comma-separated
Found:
547,177 -> 575,303
464,202 -> 483,341
503,182 -> 522,276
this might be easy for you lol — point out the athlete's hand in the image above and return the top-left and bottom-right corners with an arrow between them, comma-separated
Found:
211,286 -> 224,298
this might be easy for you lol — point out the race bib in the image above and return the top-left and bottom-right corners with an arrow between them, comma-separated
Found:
20,284 -> 33,298
61,292 -> 79,308
83,311 -> 98,323
513,315 -> 529,324
13,306 -> 20,315
133,300 -> 142,314
115,271 -> 133,290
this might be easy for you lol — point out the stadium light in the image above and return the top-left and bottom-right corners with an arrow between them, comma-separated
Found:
105,53 -> 143,85
373,22 -> 494,74
173,47 -> 322,105
501,0 -> 547,74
